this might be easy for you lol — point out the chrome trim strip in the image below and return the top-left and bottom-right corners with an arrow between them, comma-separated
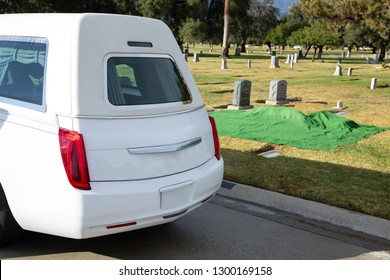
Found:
57,104 -> 205,120
128,137 -> 202,154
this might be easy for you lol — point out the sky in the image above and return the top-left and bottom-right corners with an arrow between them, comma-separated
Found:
274,0 -> 299,17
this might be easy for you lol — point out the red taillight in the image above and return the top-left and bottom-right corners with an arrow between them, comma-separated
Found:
209,116 -> 221,160
59,128 -> 91,190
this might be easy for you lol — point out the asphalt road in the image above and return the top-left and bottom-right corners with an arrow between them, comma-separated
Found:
1,194 -> 389,260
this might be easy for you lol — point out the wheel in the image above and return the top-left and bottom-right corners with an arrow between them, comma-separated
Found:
0,185 -> 22,246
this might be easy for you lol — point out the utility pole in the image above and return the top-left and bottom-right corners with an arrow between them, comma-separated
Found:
221,0 -> 230,58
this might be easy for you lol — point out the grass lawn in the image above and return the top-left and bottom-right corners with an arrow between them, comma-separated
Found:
187,45 -> 390,220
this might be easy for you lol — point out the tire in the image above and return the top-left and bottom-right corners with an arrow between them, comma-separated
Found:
0,185 -> 23,246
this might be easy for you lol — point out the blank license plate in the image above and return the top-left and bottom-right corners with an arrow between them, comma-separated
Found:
160,181 -> 193,210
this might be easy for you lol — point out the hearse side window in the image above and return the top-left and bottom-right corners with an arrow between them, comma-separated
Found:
107,55 -> 192,106
0,37 -> 47,110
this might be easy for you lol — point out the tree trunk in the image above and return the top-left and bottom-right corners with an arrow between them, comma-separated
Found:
379,44 -> 386,62
318,45 -> 324,59
304,45 -> 311,58
221,0 -> 230,58
312,47 -> 317,62
266,42 -> 272,54
240,34 -> 248,53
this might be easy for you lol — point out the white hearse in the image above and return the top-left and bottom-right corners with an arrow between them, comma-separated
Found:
0,13 -> 223,245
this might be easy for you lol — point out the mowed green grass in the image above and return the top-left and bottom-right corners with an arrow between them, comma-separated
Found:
187,45 -> 390,220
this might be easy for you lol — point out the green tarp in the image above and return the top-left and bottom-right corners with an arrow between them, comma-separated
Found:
209,106 -> 388,150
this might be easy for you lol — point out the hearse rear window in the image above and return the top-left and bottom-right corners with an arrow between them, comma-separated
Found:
0,37 -> 47,110
107,55 -> 191,106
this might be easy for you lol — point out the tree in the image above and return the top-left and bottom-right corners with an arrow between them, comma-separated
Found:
288,21 -> 341,60
265,2 -> 305,52
229,0 -> 279,52
138,0 -> 187,41
207,0 -> 225,46
247,0 -> 279,50
221,0 -> 230,58
0,0 -> 126,13
181,0 -> 210,47
112,0 -> 140,15
299,0 -> 390,61
179,18 -> 208,47
266,23 -> 288,49
138,0 -> 210,48
342,22 -> 370,52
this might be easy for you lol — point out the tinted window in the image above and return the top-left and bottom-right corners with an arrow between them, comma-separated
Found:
107,56 -> 191,106
0,37 -> 47,108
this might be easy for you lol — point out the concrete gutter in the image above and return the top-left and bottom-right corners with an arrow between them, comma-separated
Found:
218,180 -> 390,242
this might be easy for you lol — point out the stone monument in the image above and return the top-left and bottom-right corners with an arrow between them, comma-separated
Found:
370,78 -> 377,90
333,65 -> 343,76
266,80 -> 289,105
193,53 -> 200,62
293,53 -> 298,63
285,54 -> 290,64
373,54 -> 379,64
270,52 -> 280,68
227,80 -> 254,110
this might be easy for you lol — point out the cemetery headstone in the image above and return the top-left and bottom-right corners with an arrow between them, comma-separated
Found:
341,51 -> 346,59
373,54 -> 379,64
347,50 -> 351,58
370,78 -> 377,90
290,61 -> 295,69
247,59 -> 252,69
366,57 -> 371,64
285,54 -> 290,64
193,53 -> 200,62
227,80 -> 254,110
335,101 -> 344,109
270,55 -> 280,68
266,80 -> 289,105
347,68 -> 353,76
333,65 -> 343,76
293,53 -> 298,63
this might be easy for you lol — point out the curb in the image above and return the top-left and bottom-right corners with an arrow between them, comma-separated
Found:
218,180 -> 390,242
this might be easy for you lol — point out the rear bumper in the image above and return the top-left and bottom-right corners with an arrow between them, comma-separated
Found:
30,157 -> 223,239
